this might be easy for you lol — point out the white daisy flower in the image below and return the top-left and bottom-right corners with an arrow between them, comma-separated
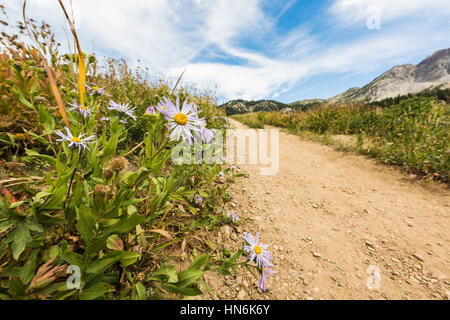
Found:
243,232 -> 273,268
156,95 -> 203,145
68,102 -> 93,118
108,101 -> 137,120
55,127 -> 95,153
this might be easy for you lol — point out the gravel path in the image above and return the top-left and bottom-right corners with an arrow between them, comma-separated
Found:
201,119 -> 449,300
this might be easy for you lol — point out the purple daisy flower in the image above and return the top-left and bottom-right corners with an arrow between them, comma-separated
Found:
108,101 -> 137,120
145,106 -> 157,114
55,127 -> 95,153
68,102 -> 93,118
85,84 -> 107,96
194,193 -> 203,205
195,118 -> 215,144
243,232 -> 273,268
258,263 -> 275,292
155,95 -> 203,146
225,210 -> 239,222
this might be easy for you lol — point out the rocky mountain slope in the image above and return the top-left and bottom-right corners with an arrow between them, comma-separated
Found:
221,48 -> 449,114
329,48 -> 450,103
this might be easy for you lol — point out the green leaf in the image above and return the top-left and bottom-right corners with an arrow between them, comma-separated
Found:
188,254 -> 209,270
59,241 -> 83,266
8,278 -> 26,298
17,94 -> 34,110
107,213 -> 145,235
0,219 -> 16,233
32,191 -> 53,204
176,269 -> 205,288
48,245 -> 59,259
198,190 -> 209,198
9,201 -> 25,209
19,249 -> 39,285
25,149 -> 56,166
103,130 -> 120,158
127,205 -> 137,215
160,283 -> 203,296
0,293 -> 11,300
86,251 -> 140,275
86,253 -> 121,275
38,105 -> 55,131
106,235 -> 123,251
23,130 -> 50,146
134,282 -> 147,300
79,282 -> 115,300
34,282 -> 68,296
204,240 -> 217,251
119,251 -> 140,267
76,206 -> 97,243
25,219 -> 43,232
5,223 -> 31,260
147,265 -> 178,283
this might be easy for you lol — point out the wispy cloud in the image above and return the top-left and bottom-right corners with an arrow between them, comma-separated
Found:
6,0 -> 450,102
329,0 -> 450,26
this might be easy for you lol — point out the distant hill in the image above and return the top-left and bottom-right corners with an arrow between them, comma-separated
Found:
220,99 -> 325,115
221,48 -> 449,115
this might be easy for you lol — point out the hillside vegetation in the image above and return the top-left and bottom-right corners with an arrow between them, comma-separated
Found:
0,5 -> 270,300
233,97 -> 450,181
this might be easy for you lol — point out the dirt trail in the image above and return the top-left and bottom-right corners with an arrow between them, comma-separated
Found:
202,119 -> 449,300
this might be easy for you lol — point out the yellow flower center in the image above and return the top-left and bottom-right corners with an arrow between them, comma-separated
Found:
80,106 -> 87,110
254,245 -> 262,255
92,86 -> 99,90
174,113 -> 188,125
71,137 -> 81,143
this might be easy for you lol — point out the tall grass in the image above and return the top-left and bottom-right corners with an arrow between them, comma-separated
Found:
233,98 -> 449,181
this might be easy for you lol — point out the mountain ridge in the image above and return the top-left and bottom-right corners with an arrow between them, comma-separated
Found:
221,48 -> 450,115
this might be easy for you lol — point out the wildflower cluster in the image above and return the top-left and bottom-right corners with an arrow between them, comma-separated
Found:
0,6 -> 234,300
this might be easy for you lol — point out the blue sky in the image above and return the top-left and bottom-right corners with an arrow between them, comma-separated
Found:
3,0 -> 450,103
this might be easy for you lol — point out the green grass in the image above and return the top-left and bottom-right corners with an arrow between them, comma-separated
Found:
232,98 -> 450,181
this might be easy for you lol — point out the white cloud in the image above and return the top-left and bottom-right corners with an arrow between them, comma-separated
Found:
4,0 -> 450,102
203,0 -> 269,45
329,0 -> 450,26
